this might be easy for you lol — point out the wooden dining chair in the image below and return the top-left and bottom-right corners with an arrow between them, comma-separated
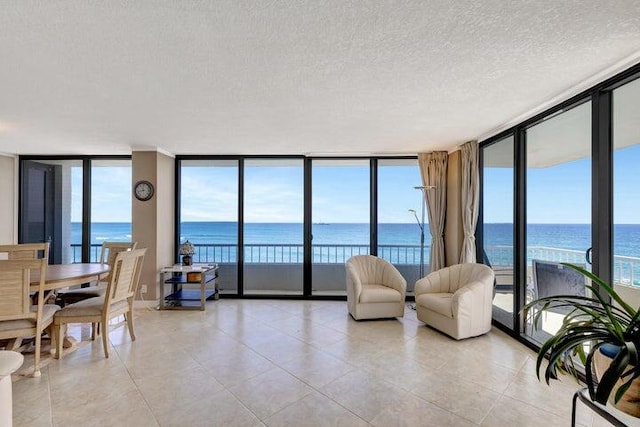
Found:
98,242 -> 139,284
53,248 -> 146,359
0,242 -> 49,262
0,242 -> 60,377
56,241 -> 138,306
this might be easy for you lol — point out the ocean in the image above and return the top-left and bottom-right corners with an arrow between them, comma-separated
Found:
76,222 -> 640,257
72,222 -> 640,276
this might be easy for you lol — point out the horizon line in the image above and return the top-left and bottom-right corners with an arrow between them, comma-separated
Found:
78,221 -> 640,225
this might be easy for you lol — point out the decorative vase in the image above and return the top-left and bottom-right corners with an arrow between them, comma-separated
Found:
593,347 -> 640,417
182,255 -> 192,266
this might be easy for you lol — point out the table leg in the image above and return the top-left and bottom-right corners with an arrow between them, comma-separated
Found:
63,335 -> 77,349
50,324 -> 76,357
201,280 -> 205,310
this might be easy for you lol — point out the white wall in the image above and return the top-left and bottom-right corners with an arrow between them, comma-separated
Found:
614,284 -> 640,311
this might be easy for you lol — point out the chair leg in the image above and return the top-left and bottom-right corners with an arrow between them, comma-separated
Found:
7,338 -> 22,351
91,323 -> 98,340
45,324 -> 55,355
33,329 -> 41,377
125,310 -> 136,341
101,319 -> 110,358
54,322 -> 64,360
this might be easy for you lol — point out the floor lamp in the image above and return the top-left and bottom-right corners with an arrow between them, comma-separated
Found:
409,185 -> 435,278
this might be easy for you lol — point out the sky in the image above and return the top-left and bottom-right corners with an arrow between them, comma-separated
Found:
73,146 -> 639,225
180,160 -> 424,223
72,160 -> 425,223
483,143 -> 640,224
72,165 -> 132,222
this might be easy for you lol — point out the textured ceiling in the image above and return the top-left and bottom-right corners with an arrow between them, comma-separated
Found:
1,1 -> 640,156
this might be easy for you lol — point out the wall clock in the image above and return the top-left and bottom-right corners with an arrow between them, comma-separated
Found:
134,180 -> 154,201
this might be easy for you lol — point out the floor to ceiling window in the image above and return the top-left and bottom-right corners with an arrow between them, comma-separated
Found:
377,159 -> 426,293
481,65 -> 640,351
613,78 -> 640,295
482,135 -> 515,329
90,159 -> 132,262
311,159 -> 370,296
175,156 -> 419,298
180,159 -> 239,294
244,159 -> 304,295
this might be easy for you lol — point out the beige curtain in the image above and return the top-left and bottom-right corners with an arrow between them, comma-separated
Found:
460,141 -> 479,263
418,151 -> 448,272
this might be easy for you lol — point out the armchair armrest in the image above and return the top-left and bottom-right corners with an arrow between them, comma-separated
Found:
346,263 -> 363,302
451,280 -> 491,316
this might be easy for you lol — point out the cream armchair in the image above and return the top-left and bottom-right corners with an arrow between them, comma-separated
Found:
346,255 -> 407,320
415,263 -> 495,340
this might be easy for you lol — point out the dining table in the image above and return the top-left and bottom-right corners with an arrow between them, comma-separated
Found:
30,263 -> 111,292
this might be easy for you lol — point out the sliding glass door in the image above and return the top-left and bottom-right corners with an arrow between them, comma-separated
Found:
524,101 -> 592,344
377,159 -> 425,293
180,160 -> 239,294
482,136 -> 515,329
90,159 -> 132,262
20,156 -> 132,264
311,160 -> 370,296
612,78 -> 640,292
244,159 -> 304,295
21,159 -> 83,264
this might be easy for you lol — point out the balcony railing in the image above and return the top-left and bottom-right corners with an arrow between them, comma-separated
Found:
71,243 -> 428,265
69,243 -> 640,286
485,245 -> 640,287
70,244 -> 103,263
192,243 -> 427,264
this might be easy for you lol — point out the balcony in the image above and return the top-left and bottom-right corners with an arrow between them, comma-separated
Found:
485,245 -> 640,287
70,243 -> 640,296
71,243 -> 427,294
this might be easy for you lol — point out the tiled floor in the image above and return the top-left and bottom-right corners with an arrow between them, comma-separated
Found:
10,300 -> 639,426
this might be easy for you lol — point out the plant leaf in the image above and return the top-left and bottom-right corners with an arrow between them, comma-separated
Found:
595,348 -> 631,405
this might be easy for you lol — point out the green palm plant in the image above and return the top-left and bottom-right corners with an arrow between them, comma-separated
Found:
523,263 -> 640,406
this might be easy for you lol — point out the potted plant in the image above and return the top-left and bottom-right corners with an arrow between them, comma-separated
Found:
523,263 -> 640,416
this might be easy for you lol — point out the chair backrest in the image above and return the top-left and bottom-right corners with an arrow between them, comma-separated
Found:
532,260 -> 586,312
346,255 -> 396,284
104,248 -> 147,307
129,249 -> 146,296
421,263 -> 494,294
99,242 -> 138,282
0,243 -> 49,323
0,243 -> 47,260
